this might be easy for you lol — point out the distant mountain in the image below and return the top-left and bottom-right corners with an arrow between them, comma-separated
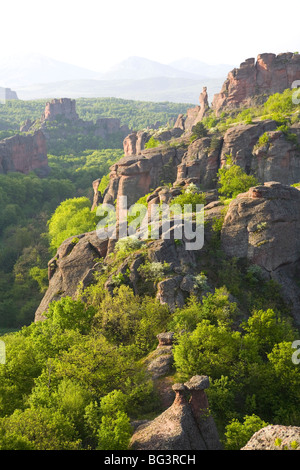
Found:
101,56 -> 204,80
0,53 -> 229,103
0,53 -> 99,87
14,76 -> 224,104
169,58 -> 235,79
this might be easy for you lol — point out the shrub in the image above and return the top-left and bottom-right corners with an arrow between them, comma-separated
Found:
217,157 -> 258,199
224,415 -> 269,450
257,132 -> 270,148
191,121 -> 208,140
145,136 -> 163,149
138,261 -> 171,284
115,236 -> 143,259
170,187 -> 206,213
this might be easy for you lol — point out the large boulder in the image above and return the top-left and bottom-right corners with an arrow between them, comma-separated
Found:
34,231 -> 108,321
242,425 -> 300,450
0,130 -> 49,176
220,120 -> 278,174
221,182 -> 300,325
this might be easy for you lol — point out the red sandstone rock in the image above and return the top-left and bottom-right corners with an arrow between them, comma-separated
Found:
212,52 -> 300,115
42,98 -> 78,121
0,130 -> 49,176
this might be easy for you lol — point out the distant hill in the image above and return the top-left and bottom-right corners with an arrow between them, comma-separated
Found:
101,56 -> 204,80
14,76 -> 224,104
0,53 -> 99,87
169,57 -> 235,79
0,53 -> 230,103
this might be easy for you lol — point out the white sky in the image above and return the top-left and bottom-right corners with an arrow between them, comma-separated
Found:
1,0 -> 300,71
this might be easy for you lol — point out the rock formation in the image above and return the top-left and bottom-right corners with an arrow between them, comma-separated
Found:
212,52 -> 300,114
242,425 -> 300,450
42,98 -> 79,122
0,130 -> 49,176
35,231 -> 109,321
123,131 -> 150,157
103,118 -> 300,212
91,178 -> 103,211
221,182 -> 300,325
0,87 -> 18,101
129,375 -> 222,450
103,146 -> 186,208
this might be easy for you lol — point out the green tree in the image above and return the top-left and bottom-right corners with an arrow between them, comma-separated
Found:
224,414 -> 268,450
47,197 -> 98,253
217,157 -> 258,198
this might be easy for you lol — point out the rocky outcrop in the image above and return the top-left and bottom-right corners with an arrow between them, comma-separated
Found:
0,87 -> 18,101
242,425 -> 300,450
123,131 -> 150,157
0,130 -> 49,176
212,52 -> 300,114
176,135 -> 223,189
129,375 -> 222,450
103,146 -> 186,208
253,125 -> 300,184
23,98 -> 129,143
177,87 -> 210,134
34,231 -> 109,321
221,182 -> 300,325
42,98 -> 79,122
219,120 -> 300,184
91,178 -> 103,211
105,117 -> 300,210
220,120 -> 278,173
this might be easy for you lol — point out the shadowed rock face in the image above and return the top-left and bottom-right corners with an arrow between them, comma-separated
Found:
34,231 -> 109,321
221,182 -> 300,325
212,52 -> 300,114
0,130 -> 49,176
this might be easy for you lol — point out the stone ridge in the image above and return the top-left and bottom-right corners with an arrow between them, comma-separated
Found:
212,52 -> 300,114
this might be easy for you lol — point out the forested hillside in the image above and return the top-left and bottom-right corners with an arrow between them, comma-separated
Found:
0,98 -> 190,329
0,85 -> 299,451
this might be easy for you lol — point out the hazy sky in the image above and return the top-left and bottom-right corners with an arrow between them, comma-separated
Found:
1,0 -> 300,71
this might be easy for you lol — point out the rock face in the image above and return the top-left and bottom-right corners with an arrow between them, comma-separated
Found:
242,425 -> 300,450
34,231 -> 109,321
221,182 -> 300,325
176,135 -> 223,189
123,131 -> 150,157
26,98 -> 129,142
103,146 -> 186,208
177,87 -> 210,134
0,130 -> 49,176
220,120 -> 278,173
42,98 -> 79,122
0,87 -> 18,101
253,124 -> 300,185
129,375 -> 222,450
212,52 -> 300,114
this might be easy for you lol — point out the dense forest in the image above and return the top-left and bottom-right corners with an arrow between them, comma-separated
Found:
0,91 -> 299,450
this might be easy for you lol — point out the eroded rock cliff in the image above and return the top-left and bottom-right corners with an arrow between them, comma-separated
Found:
0,129 -> 49,176
221,182 -> 300,325
212,52 -> 300,114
